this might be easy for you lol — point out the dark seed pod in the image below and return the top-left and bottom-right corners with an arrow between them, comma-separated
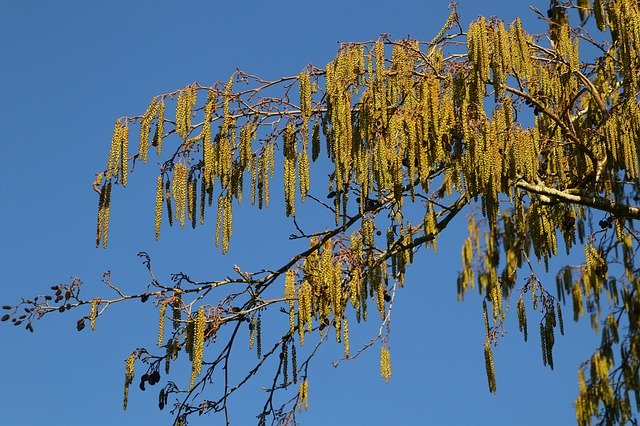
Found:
14,320 -> 22,326
50,286 -> 59,291
26,323 -> 34,333
384,293 -> 391,302
376,230 -> 382,236
2,305 -> 12,310
150,371 -> 161,384
58,306 -> 66,313
1,314 -> 10,321
76,319 -> 85,331
45,295 -> 52,301
141,294 -> 149,303
327,191 -> 336,199
64,292 -> 71,300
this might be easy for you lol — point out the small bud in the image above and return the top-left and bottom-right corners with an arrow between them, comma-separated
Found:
2,305 -> 12,310
76,319 -> 85,331
58,305 -> 66,313
1,314 -> 10,321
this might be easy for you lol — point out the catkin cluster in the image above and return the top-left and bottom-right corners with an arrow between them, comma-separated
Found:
297,378 -> 309,412
175,85 -> 197,139
106,120 -> 129,185
139,97 -> 160,163
172,162 -> 189,228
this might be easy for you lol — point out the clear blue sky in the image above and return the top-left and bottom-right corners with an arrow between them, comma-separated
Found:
1,1 -> 602,425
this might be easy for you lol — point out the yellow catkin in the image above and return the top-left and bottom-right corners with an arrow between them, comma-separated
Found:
123,354 -> 136,411
283,122 -> 297,217
89,299 -> 99,331
285,270 -> 296,335
298,150 -> 310,202
376,279 -> 385,320
222,194 -> 232,254
484,340 -> 497,393
120,123 -> 129,187
343,316 -> 350,358
175,90 -> 187,138
154,175 -> 163,240
300,71 -> 312,121
172,162 -> 189,228
190,306 -> 206,389
154,100 -> 165,156
107,121 -> 122,180
483,299 -> 490,337
380,346 -> 392,383
297,378 -> 309,412
139,97 -> 158,164
157,299 -> 168,348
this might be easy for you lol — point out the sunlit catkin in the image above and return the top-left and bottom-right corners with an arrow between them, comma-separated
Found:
154,100 -> 165,156
483,340 -> 497,393
380,346 -> 392,383
297,378 -> 309,412
89,299 -> 99,331
123,354 -> 136,410
190,306 -> 206,389
120,123 -> 129,186
154,175 -> 163,240
139,97 -> 157,164
343,316 -> 350,358
285,270 -> 296,335
172,163 -> 189,228
299,71 -> 312,121
157,299 -> 168,348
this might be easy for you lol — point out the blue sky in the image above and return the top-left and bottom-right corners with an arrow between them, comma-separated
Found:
1,1 -> 603,425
